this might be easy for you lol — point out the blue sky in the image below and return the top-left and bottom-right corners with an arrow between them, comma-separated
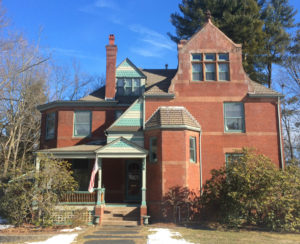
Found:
2,0 -> 300,78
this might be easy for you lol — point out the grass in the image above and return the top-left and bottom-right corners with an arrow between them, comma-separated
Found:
171,226 -> 300,244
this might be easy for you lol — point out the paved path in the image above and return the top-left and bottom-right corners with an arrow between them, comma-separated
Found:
82,225 -> 146,244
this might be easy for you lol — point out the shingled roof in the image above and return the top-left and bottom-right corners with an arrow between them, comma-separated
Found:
146,106 -> 201,131
80,68 -> 281,102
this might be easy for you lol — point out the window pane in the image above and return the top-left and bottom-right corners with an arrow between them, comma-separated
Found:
189,137 -> 196,162
192,54 -> 202,61
46,112 -> 55,139
75,111 -> 90,123
219,63 -> 229,81
205,53 -> 216,61
74,124 -> 90,136
205,63 -> 216,80
117,79 -> 124,87
192,63 -> 203,81
150,137 -> 157,163
226,153 -> 243,165
218,53 -> 229,61
133,79 -> 140,95
74,111 -> 91,136
225,103 -> 243,117
225,118 -> 243,131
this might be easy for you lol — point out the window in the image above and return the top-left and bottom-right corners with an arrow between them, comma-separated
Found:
116,78 -> 141,96
149,137 -> 157,163
45,112 -> 55,139
191,53 -> 229,81
189,137 -> 196,163
205,63 -> 216,80
225,153 -> 243,166
74,111 -> 91,137
224,103 -> 245,132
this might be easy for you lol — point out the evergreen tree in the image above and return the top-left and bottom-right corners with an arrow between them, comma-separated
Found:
168,0 -> 266,83
260,0 -> 297,88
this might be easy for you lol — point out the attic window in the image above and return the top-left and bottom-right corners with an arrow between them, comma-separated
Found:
191,53 -> 230,81
116,78 -> 141,96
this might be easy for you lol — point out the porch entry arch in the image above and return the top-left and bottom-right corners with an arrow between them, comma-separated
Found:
95,137 -> 148,206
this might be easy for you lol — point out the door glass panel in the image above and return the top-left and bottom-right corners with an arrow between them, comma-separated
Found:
126,161 -> 141,200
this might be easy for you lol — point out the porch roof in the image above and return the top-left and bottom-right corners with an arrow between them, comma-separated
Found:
36,145 -> 102,158
36,137 -> 148,159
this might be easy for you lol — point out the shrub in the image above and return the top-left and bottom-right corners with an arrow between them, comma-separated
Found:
0,154 -> 77,226
201,148 -> 300,232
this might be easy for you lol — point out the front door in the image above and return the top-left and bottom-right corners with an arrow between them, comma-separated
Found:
125,160 -> 141,202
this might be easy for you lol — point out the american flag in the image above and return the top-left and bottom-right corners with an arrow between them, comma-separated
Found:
88,157 -> 98,193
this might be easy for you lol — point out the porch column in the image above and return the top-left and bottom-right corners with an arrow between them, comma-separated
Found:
141,157 -> 146,206
96,157 -> 102,205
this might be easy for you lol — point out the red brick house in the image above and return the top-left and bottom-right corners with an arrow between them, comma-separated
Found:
36,17 -> 284,225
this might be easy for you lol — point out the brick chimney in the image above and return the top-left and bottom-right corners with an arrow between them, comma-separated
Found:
105,34 -> 117,100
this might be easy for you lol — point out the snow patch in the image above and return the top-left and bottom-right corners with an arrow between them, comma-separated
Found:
0,224 -> 13,230
26,233 -> 78,244
147,228 -> 193,244
60,227 -> 82,232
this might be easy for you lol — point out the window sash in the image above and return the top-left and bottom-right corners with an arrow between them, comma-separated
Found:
46,112 -> 55,139
218,63 -> 229,81
149,137 -> 157,163
189,137 -> 196,163
224,103 -> 245,132
74,111 -> 91,137
205,63 -> 216,80
192,63 -> 203,81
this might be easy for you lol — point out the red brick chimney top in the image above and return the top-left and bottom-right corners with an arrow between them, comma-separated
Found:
109,34 -> 115,45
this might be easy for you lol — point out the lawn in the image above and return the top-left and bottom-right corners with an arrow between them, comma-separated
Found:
171,226 -> 300,244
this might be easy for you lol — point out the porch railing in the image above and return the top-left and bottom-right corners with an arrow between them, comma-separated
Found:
60,191 -> 97,204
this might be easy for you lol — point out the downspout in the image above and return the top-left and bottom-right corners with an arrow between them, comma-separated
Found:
277,96 -> 284,169
199,130 -> 203,194
142,95 -> 145,130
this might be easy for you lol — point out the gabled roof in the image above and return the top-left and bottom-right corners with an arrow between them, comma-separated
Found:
116,58 -> 146,78
146,106 -> 201,131
96,137 -> 148,158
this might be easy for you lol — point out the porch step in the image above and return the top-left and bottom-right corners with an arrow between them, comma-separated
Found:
102,205 -> 139,226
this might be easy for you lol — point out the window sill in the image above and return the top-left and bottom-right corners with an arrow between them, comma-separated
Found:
190,80 -> 230,83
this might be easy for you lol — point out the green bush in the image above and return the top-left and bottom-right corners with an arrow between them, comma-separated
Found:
201,148 -> 300,232
0,154 -> 77,226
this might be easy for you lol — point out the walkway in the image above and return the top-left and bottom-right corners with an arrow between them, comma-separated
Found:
81,225 -> 146,244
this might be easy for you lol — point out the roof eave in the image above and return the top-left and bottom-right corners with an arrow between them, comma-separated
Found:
144,93 -> 175,98
145,125 -> 201,132
248,93 -> 284,98
37,100 -> 125,112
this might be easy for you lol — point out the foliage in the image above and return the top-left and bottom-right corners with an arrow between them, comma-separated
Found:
201,148 -> 300,232
0,154 -> 77,226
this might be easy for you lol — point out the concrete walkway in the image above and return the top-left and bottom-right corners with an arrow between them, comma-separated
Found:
81,225 -> 146,244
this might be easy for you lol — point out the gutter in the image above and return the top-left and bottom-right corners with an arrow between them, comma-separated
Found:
277,97 -> 285,169
37,100 -> 127,112
144,94 -> 175,99
248,93 -> 284,98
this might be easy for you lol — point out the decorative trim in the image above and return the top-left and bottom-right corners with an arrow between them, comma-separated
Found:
145,125 -> 201,132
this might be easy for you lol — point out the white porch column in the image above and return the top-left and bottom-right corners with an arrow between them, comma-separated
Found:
96,157 -> 103,205
141,157 -> 146,206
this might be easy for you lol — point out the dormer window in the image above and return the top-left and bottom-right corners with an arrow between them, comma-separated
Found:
116,78 -> 141,96
192,53 -> 229,81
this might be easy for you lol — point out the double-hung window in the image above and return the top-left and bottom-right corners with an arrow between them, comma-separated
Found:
45,112 -> 55,139
74,111 -> 91,137
149,137 -> 157,163
224,103 -> 245,132
189,137 -> 196,163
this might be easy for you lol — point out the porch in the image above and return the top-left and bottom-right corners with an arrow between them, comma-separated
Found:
36,138 -> 148,225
